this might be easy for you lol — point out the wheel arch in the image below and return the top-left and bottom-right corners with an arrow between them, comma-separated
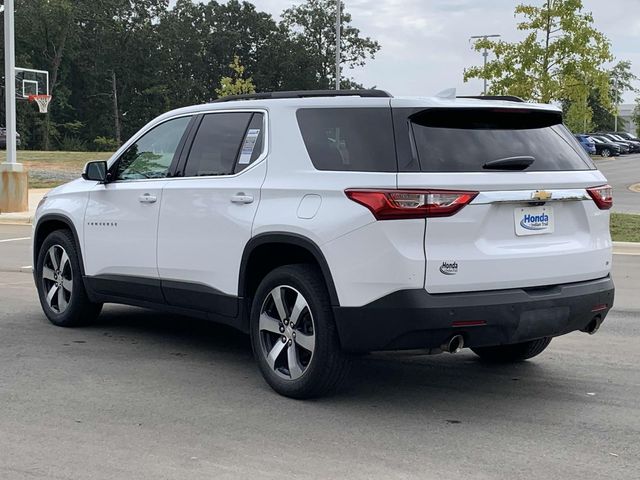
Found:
34,214 -> 86,276
238,233 -> 340,308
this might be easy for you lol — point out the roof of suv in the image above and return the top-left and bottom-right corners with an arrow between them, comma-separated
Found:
154,90 -> 561,125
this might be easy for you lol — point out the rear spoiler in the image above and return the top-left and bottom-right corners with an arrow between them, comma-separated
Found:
456,95 -> 525,103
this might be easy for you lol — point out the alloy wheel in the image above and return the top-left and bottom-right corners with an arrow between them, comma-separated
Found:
42,244 -> 73,314
258,285 -> 316,381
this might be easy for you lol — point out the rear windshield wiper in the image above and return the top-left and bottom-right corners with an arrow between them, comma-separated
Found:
483,156 -> 535,171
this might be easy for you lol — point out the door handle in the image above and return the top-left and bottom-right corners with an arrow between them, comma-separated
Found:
231,193 -> 254,205
138,193 -> 157,204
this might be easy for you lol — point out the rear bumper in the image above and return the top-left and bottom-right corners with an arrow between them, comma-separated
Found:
333,276 -> 614,352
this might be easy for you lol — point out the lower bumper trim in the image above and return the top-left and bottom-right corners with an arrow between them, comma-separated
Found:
333,276 -> 615,352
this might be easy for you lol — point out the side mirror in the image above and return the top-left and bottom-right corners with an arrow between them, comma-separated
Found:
82,161 -> 108,183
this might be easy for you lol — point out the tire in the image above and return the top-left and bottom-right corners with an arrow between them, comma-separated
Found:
36,229 -> 103,327
471,337 -> 552,363
601,148 -> 611,157
250,264 -> 350,399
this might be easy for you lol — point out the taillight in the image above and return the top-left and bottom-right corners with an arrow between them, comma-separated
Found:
587,185 -> 613,210
345,189 -> 478,220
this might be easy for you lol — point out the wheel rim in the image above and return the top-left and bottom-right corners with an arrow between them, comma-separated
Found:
258,285 -> 316,381
602,149 -> 610,157
42,244 -> 73,314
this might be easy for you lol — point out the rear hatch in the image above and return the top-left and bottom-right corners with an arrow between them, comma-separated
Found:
393,101 -> 612,294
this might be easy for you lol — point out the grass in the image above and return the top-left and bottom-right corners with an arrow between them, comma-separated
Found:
0,150 -> 113,188
610,213 -> 640,243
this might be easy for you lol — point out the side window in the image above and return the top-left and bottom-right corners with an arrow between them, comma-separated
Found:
115,116 -> 192,181
183,112 -> 254,177
296,108 -> 396,172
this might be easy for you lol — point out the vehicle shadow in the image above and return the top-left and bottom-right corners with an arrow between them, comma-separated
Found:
89,305 -> 581,417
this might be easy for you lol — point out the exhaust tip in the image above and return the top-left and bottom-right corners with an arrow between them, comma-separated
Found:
582,315 -> 603,335
443,334 -> 465,354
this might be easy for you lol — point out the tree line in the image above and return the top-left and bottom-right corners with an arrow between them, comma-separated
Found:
0,0 -> 380,151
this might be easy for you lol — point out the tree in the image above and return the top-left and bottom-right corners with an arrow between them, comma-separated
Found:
464,0 -> 612,105
281,0 -> 380,89
633,98 -> 640,136
215,56 -> 256,97
563,60 -> 637,132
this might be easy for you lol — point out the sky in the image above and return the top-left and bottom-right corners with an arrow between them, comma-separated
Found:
187,0 -> 640,104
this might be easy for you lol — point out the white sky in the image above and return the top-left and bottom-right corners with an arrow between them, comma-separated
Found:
188,0 -> 640,103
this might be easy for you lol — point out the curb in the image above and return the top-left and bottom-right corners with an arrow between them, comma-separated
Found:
0,214 -> 33,225
613,241 -> 640,256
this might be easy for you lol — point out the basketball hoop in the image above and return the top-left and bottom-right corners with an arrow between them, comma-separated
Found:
28,94 -> 52,114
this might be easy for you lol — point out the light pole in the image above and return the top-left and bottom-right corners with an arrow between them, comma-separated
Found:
470,34 -> 501,95
335,0 -> 341,90
613,76 -> 619,132
3,0 -> 17,165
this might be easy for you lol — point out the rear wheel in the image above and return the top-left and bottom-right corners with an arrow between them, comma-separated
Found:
36,230 -> 102,327
471,338 -> 552,363
250,264 -> 350,399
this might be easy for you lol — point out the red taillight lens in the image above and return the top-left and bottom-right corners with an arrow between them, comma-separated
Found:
587,185 -> 613,210
345,189 -> 479,220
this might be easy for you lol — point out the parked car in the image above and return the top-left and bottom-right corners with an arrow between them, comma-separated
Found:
32,90 -> 615,398
0,127 -> 21,148
590,136 -> 622,157
574,134 -> 596,155
599,133 -> 640,153
591,135 -> 629,154
613,132 -> 639,142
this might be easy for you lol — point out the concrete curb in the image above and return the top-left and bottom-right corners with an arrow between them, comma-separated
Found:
613,241 -> 640,255
0,213 -> 32,225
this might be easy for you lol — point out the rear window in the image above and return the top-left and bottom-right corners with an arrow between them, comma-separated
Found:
405,108 -> 595,172
296,108 -> 396,172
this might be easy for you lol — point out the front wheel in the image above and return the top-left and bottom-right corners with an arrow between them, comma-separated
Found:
36,230 -> 103,327
250,264 -> 350,399
471,337 -> 552,363
601,148 -> 611,157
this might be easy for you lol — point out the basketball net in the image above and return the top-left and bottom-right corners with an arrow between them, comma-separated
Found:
28,95 -> 52,114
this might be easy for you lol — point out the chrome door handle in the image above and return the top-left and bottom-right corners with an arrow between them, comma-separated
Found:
231,193 -> 254,205
139,193 -> 157,204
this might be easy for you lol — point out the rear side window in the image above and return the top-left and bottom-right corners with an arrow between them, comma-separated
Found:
297,108 -> 396,172
184,112 -> 264,177
401,108 -> 595,172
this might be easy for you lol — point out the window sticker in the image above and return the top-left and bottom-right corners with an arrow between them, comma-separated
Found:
238,129 -> 261,165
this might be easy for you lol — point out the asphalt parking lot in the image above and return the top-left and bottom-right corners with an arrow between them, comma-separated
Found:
1,224 -> 639,479
595,153 -> 640,214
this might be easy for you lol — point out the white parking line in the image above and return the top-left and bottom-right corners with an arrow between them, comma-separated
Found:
0,237 -> 31,243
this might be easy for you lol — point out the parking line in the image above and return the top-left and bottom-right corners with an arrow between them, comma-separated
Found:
0,237 -> 31,243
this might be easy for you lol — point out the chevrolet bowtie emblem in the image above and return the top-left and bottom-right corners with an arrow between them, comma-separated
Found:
532,190 -> 553,201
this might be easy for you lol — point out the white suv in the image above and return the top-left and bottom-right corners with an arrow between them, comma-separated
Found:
33,90 -> 615,398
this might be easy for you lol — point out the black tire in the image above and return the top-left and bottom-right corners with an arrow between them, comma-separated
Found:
250,264 -> 350,399
601,148 -> 611,157
471,337 -> 552,363
36,229 -> 103,327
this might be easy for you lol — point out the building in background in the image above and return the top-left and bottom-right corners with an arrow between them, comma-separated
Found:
619,104 -> 637,134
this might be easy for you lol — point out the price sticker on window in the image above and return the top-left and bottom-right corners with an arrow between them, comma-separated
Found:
238,129 -> 261,165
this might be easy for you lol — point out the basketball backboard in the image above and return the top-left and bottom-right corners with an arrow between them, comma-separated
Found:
15,67 -> 49,100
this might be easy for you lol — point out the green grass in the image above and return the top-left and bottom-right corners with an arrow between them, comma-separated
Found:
0,150 -> 113,188
610,213 -> 640,243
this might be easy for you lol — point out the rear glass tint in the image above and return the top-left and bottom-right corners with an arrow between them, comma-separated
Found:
406,108 -> 594,172
296,108 -> 396,172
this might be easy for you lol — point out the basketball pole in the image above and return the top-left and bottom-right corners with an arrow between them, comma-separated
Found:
1,0 -> 28,214
3,0 -> 18,166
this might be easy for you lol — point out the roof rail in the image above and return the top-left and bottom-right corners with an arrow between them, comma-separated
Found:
457,95 -> 525,103
212,89 -> 393,103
